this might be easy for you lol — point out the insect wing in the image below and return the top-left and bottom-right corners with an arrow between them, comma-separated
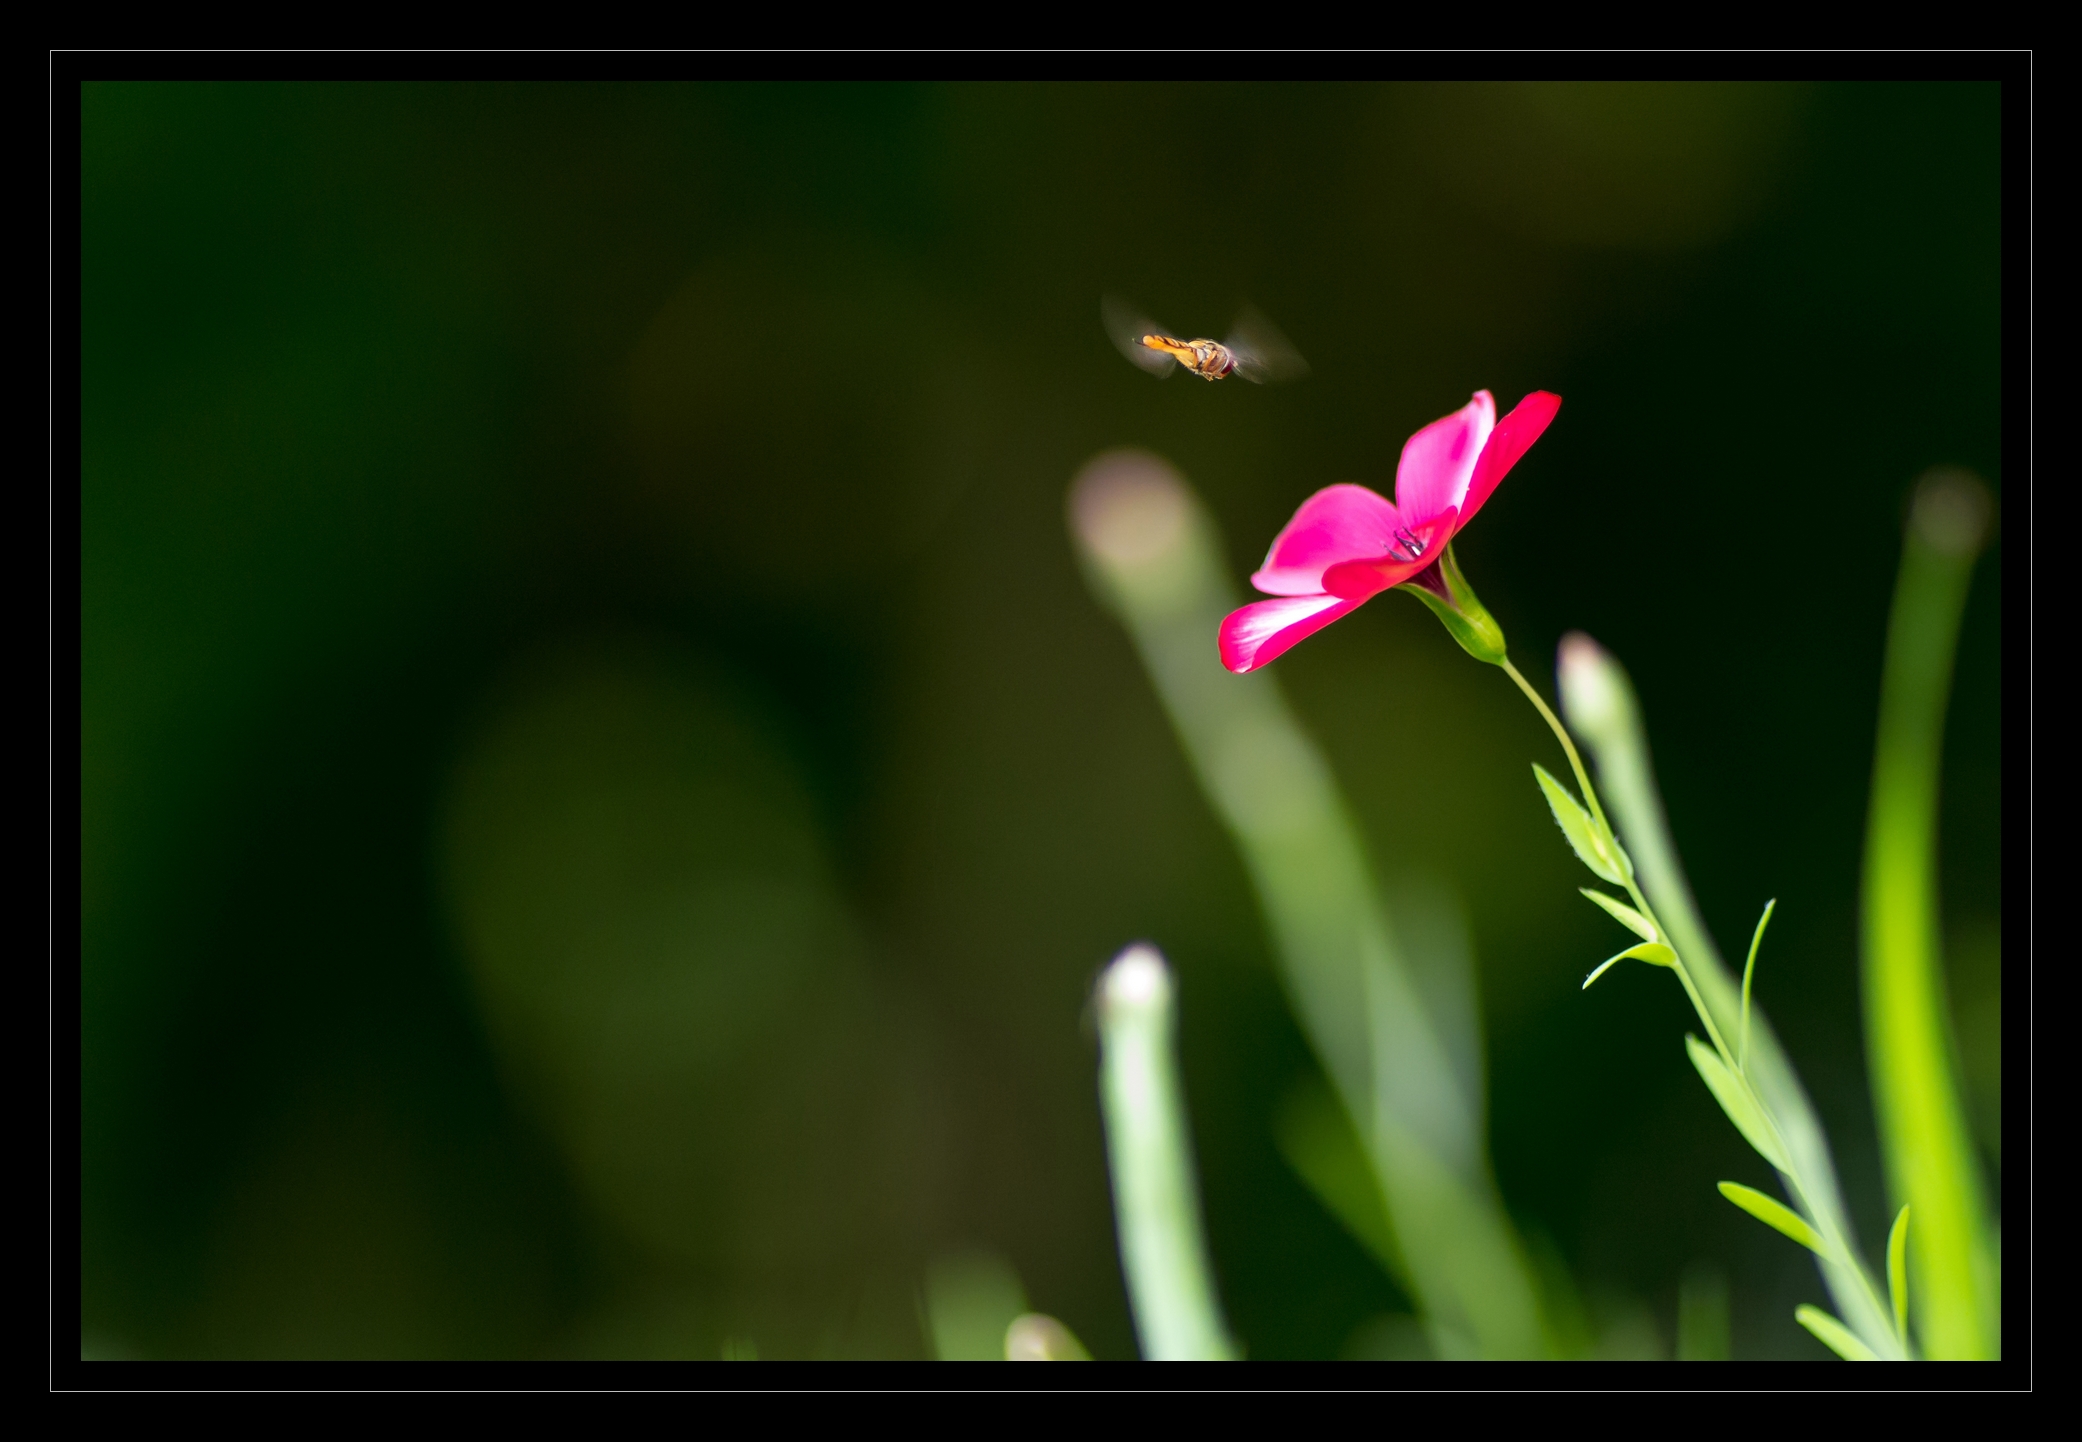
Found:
1102,294 -> 1177,377
1224,305 -> 1310,385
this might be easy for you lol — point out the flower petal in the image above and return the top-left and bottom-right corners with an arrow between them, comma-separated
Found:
1320,506 -> 1458,599
1249,483 -> 1404,596
1394,391 -> 1496,530
1218,592 -> 1366,673
1459,390 -> 1561,529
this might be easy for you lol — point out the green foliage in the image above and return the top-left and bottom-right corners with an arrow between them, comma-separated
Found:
1581,942 -> 1674,991
1564,636 -> 1909,1360
1687,1038 -> 1789,1173
1675,1264 -> 1731,1361
1533,764 -> 1628,885
1740,899 -> 1775,1072
1796,1305 -> 1878,1361
1580,888 -> 1657,941
1717,1181 -> 1826,1257
924,1250 -> 1029,1361
1888,1205 -> 1912,1348
1274,1081 -> 1405,1287
1861,469 -> 2000,1359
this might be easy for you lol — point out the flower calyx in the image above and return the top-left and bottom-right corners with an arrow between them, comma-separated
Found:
1402,544 -> 1508,666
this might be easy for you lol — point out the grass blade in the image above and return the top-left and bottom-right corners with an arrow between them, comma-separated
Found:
1888,1204 -> 1911,1348
1796,1305 -> 1879,1361
1274,1079 -> 1405,1285
1740,899 -> 1775,1073
1860,469 -> 1999,1358
1718,1181 -> 1827,1257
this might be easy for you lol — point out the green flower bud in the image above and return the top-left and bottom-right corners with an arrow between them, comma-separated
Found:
1555,631 -> 1640,750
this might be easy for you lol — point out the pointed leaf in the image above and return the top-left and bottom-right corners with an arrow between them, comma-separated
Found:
1739,899 -> 1775,1072
1579,888 -> 1657,941
1581,941 -> 1676,990
1795,1304 -> 1878,1361
1534,764 -> 1624,884
1887,1205 -> 1911,1346
1718,1181 -> 1827,1256
1688,1036 -> 1790,1172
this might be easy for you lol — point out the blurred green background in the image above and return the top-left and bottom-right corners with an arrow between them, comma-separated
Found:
80,80 -> 2000,1360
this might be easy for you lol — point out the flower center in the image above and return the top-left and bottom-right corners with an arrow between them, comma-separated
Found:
1388,526 -> 1427,561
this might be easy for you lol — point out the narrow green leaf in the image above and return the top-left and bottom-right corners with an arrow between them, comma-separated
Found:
1273,1081 -> 1404,1286
1581,941 -> 1676,990
1863,469 -> 1998,1359
1740,899 -> 1775,1073
1580,888 -> 1657,941
1688,1036 -> 1790,1172
1887,1205 -> 1911,1347
1534,764 -> 1624,885
1795,1304 -> 1878,1361
1718,1181 -> 1827,1256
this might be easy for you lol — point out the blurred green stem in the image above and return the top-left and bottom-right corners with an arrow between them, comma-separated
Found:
1096,945 -> 1238,1361
1072,452 -> 1546,1359
1861,470 -> 1997,1359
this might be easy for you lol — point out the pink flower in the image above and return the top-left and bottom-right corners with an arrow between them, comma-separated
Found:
1218,389 -> 1562,673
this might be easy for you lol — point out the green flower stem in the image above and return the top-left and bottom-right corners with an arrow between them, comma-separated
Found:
1096,945 -> 1238,1361
1502,658 -> 1613,843
1861,471 -> 1997,1359
1528,643 -> 1903,1358
1504,658 -> 1740,1074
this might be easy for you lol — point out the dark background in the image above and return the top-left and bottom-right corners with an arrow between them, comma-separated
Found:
79,80 -> 2002,1361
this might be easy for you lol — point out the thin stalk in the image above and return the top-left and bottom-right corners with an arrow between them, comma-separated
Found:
1506,658 -> 1738,1069
1502,659 -> 1613,840
1096,945 -> 1238,1361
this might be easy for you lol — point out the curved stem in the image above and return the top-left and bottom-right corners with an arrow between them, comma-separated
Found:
1501,658 -> 1613,839
1502,656 -> 1739,1067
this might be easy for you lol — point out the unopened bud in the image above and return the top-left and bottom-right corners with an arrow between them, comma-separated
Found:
1071,451 -> 1190,570
1005,1312 -> 1093,1360
1100,943 -> 1173,1018
1557,632 -> 1638,749
1909,467 -> 1992,559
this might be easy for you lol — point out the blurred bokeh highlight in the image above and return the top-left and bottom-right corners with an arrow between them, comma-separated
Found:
80,81 -> 2000,1360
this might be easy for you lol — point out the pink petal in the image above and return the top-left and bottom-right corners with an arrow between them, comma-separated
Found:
1458,391 -> 1561,529
1249,483 -> 1404,596
1393,392 -> 1496,530
1219,593 -> 1365,673
1321,505 -> 1458,599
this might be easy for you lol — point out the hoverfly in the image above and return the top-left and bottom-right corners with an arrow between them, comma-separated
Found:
1102,295 -> 1310,384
